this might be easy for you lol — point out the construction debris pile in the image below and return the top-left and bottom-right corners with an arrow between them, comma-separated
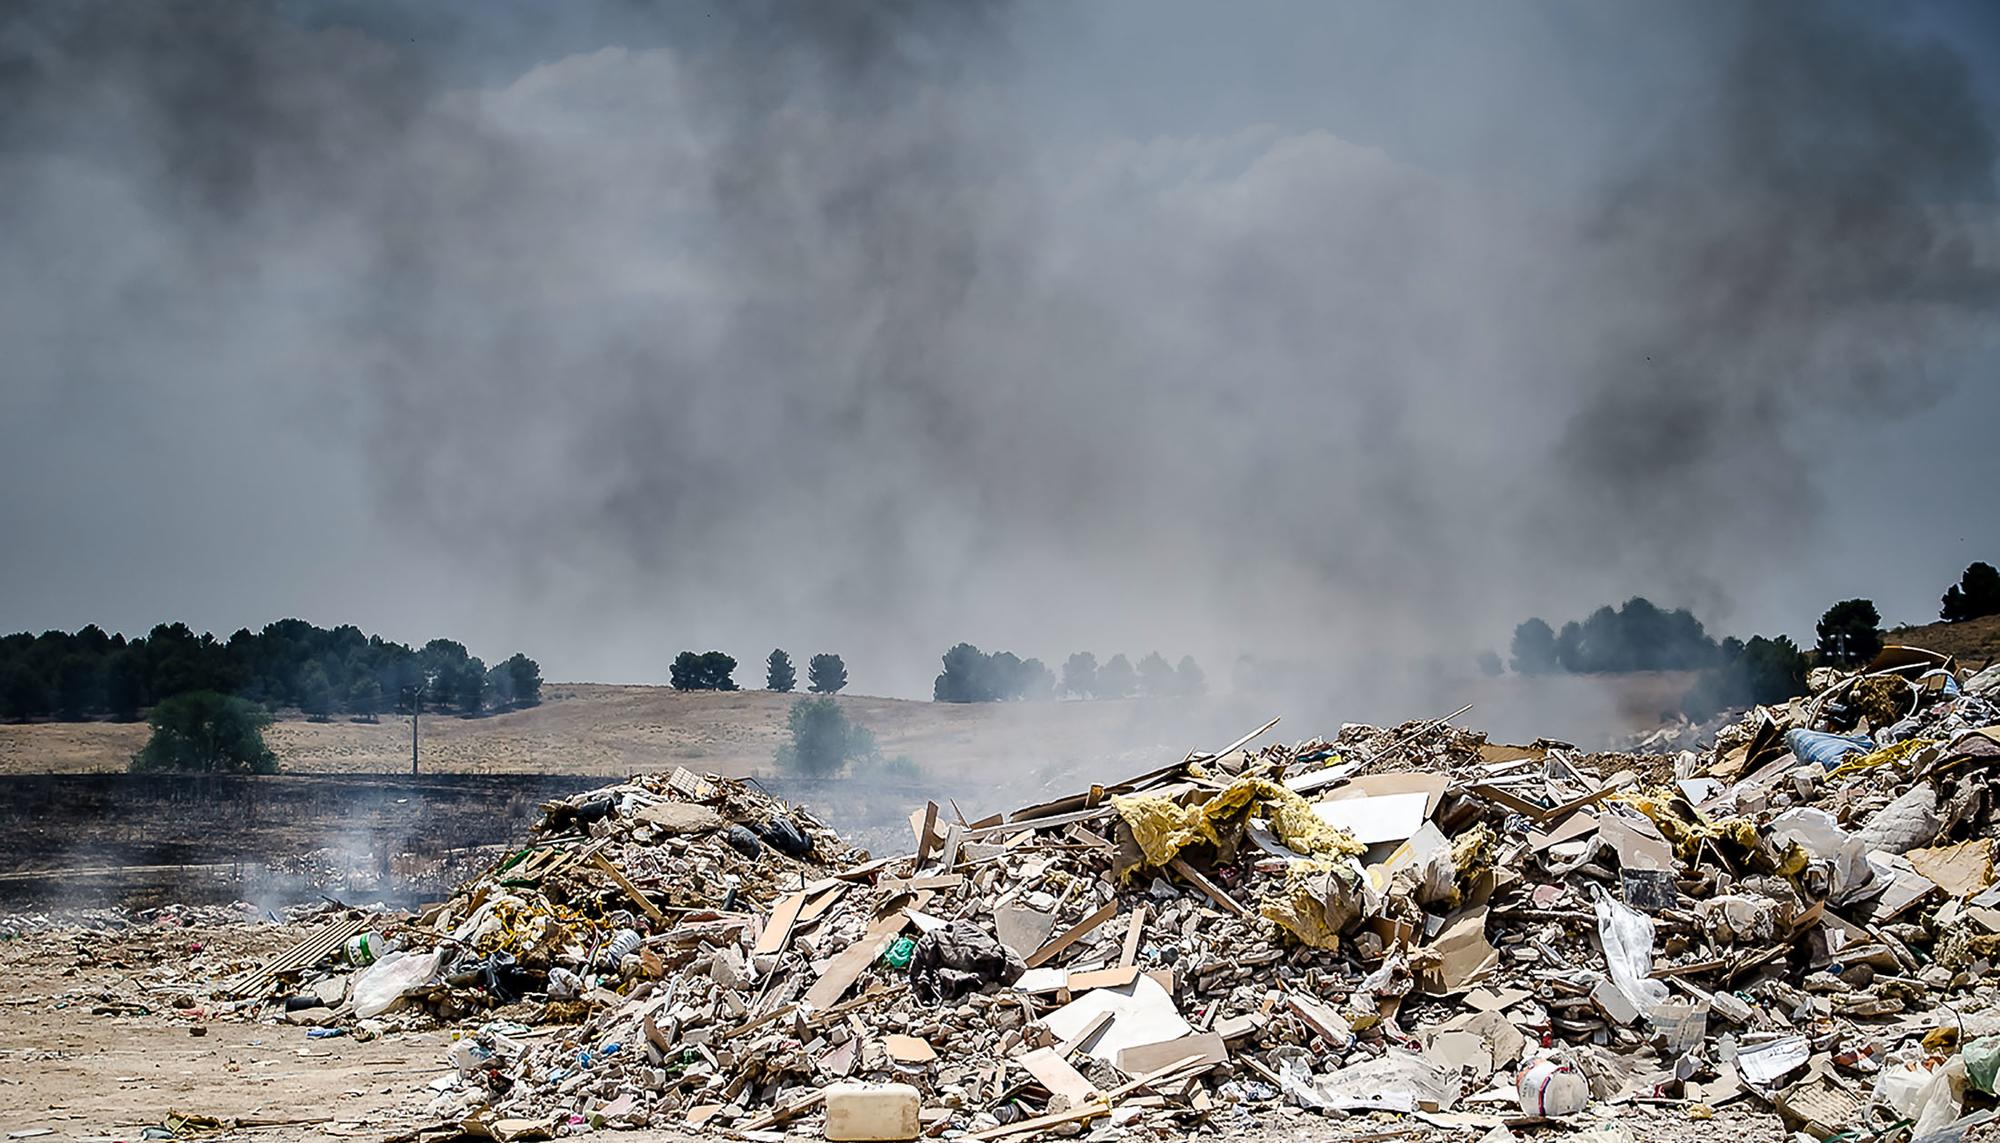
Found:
217,646 -> 2000,1143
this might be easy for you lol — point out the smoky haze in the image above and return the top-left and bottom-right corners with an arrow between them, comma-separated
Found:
1,1 -> 1996,722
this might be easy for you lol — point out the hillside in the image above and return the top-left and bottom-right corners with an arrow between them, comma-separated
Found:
1885,613 -> 2000,669
0,685 -> 1279,793
0,672 -> 1707,787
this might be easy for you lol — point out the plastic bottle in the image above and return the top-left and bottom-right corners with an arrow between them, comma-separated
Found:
603,929 -> 642,967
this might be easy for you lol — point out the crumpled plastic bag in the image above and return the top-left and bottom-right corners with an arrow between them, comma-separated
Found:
1114,778 -> 1362,869
1854,782 -> 1942,854
1302,1050 -> 1454,1113
908,921 -> 1023,1003
1260,859 -> 1364,949
1915,1057 -> 1968,1137
1769,808 -> 1884,906
1590,884 -> 1667,1018
352,947 -> 443,1018
1696,894 -> 1780,945
1964,1035 -> 2000,1095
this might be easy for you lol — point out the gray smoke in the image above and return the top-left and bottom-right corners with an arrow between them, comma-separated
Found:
0,1 -> 1994,707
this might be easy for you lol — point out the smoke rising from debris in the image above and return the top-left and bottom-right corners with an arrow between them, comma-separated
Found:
0,1 -> 1995,706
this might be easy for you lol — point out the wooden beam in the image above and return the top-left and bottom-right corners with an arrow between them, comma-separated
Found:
1025,901 -> 1119,969
589,852 -> 667,925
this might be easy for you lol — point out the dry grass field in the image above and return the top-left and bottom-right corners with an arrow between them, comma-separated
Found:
0,684 -> 1279,793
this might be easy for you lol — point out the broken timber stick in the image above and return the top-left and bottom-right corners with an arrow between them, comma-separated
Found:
589,852 -> 666,926
1167,857 -> 1253,920
1024,901 -> 1118,969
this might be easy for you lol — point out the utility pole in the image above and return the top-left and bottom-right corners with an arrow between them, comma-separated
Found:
409,674 -> 433,776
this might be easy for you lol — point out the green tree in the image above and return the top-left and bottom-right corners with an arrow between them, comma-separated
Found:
131,692 -> 278,774
1015,657 -> 1054,700
670,650 -> 737,691
1097,654 -> 1136,698
1815,599 -> 1882,666
1509,618 -> 1556,674
1476,650 -> 1503,677
1061,652 -> 1097,698
1682,635 -> 1809,722
0,665 -> 50,722
299,663 -> 334,722
777,696 -> 861,776
458,657 -> 489,713
349,677 -> 383,722
504,653 -> 542,707
1175,655 -> 1207,695
1137,652 -> 1175,697
1942,562 -> 2000,622
767,649 -> 796,693
934,643 -> 993,702
808,653 -> 847,695
105,649 -> 146,720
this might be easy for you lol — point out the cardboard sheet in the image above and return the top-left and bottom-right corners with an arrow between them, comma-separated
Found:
1040,974 -> 1192,1066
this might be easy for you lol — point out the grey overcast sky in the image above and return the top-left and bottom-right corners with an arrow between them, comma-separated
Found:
1,0 -> 1997,702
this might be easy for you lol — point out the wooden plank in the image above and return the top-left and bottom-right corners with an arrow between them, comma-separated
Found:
796,883 -> 848,927
937,822 -> 965,872
1200,716 -> 1283,762
715,1003 -> 798,1042
876,874 -> 964,896
1168,857 -> 1254,919
802,912 -> 909,1011
590,852 -> 667,925
1024,901 -> 1119,969
1115,1032 -> 1227,1077
1067,965 -> 1141,992
964,805 -> 1116,841
1119,906 -> 1147,968
752,891 -> 809,958
1019,1048 -> 1099,1104
913,802 -> 942,867
1055,1010 -> 1115,1058
1105,1053 -> 1214,1099
738,1088 -> 825,1132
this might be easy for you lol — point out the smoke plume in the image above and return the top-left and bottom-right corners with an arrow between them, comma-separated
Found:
1,0 -> 1995,709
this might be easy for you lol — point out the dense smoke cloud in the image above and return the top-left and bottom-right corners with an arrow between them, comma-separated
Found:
0,1 -> 1994,708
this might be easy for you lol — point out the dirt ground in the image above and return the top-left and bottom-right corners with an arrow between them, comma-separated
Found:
0,918 -> 1782,1143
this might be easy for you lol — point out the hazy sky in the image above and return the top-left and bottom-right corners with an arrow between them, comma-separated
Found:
2,0 -> 1997,702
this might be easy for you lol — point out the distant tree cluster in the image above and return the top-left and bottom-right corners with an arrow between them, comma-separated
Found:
673,649 -> 848,694
1682,636 -> 1810,722
1057,651 -> 1204,699
934,644 -> 1054,703
1943,562 -> 2000,623
670,651 -> 739,691
1509,598 -> 1722,675
0,620 -> 539,723
925,647 -> 1208,702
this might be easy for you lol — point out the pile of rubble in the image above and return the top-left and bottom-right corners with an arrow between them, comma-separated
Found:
217,646 -> 2000,1142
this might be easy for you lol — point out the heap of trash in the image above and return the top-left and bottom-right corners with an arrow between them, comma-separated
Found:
213,645 -> 2000,1143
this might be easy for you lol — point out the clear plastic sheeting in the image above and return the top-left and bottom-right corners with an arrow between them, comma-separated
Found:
1589,884 -> 1667,1019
